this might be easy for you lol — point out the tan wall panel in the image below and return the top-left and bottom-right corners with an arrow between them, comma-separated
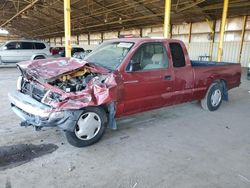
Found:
142,27 -> 151,37
244,31 -> 250,41
172,24 -> 190,35
192,22 -> 210,33
79,34 -> 88,40
151,26 -> 163,33
225,17 -> 243,31
240,42 -> 250,67
55,37 -> 61,44
103,31 -> 118,39
90,33 -> 101,40
120,29 -> 140,35
191,33 -> 210,42
172,34 -> 188,43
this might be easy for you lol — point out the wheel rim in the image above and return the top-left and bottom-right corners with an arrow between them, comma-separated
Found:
211,89 -> 222,107
75,112 -> 102,140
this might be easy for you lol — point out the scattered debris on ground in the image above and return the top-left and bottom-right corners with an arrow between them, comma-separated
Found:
0,144 -> 58,171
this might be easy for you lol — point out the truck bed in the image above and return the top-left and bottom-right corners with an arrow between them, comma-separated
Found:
191,60 -> 241,94
191,60 -> 236,67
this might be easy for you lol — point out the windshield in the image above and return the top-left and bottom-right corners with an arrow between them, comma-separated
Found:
84,41 -> 134,70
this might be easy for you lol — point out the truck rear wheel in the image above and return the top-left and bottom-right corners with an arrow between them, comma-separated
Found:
201,83 -> 223,111
65,107 -> 107,147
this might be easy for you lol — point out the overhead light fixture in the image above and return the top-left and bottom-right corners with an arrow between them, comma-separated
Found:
0,28 -> 9,35
21,14 -> 29,19
119,17 -> 122,24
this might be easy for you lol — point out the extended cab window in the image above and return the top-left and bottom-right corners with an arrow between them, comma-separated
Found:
169,43 -> 185,67
128,42 -> 168,71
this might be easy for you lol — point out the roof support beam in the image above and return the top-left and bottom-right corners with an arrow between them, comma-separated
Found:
64,0 -> 71,57
176,0 -> 205,13
164,0 -> 171,38
0,0 -> 39,27
238,15 -> 247,63
207,20 -> 216,61
187,22 -> 192,50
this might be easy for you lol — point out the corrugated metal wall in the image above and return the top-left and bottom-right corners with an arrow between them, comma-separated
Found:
188,42 -> 240,62
46,16 -> 250,67
241,42 -> 250,67
188,42 -> 210,60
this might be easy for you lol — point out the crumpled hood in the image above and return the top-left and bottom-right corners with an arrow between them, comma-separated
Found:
17,57 -> 108,81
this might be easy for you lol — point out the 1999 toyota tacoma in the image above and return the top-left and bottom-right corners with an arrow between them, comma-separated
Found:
8,38 -> 241,147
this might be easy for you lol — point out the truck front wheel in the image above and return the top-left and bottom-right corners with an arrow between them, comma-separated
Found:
201,83 -> 223,111
65,107 -> 107,147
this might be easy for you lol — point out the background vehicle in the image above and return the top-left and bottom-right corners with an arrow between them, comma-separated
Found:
50,47 -> 64,55
73,49 -> 92,59
0,40 -> 51,63
8,38 -> 241,147
59,47 -> 85,57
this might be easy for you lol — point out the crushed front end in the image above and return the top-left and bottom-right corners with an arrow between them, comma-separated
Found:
8,58 -> 119,131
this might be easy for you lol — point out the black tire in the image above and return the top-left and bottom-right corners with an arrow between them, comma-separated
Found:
201,82 -> 223,111
65,106 -> 107,147
34,55 -> 45,60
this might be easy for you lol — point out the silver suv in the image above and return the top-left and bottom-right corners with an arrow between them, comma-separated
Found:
0,40 -> 51,63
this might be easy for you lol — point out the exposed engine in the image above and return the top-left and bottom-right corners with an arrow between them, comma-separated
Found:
49,67 -> 99,92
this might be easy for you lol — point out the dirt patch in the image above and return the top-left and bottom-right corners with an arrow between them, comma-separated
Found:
0,144 -> 58,171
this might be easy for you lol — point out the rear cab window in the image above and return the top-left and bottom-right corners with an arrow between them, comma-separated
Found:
169,42 -> 186,68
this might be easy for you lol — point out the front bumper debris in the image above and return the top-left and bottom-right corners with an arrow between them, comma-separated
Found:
8,91 -> 82,131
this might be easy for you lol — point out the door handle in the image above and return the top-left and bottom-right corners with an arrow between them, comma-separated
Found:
164,75 -> 172,80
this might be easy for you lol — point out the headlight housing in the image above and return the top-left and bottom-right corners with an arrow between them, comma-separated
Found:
41,90 -> 61,106
16,76 -> 23,91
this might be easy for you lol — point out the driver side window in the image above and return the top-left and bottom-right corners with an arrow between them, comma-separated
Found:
127,42 -> 168,71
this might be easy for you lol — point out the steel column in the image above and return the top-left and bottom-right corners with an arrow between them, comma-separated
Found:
206,19 -> 216,61
187,22 -> 192,50
164,0 -> 171,38
217,0 -> 229,62
77,35 -> 79,45
238,16 -> 247,63
64,0 -> 71,57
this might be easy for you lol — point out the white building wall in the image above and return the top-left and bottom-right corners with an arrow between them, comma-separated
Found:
241,42 -> 250,67
45,16 -> 249,67
188,42 -> 210,60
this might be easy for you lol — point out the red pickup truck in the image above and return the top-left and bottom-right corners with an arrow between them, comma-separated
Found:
8,38 -> 241,147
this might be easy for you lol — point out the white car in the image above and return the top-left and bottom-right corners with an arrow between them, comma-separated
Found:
0,40 -> 51,63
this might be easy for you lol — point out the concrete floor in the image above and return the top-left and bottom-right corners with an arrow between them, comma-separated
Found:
0,67 -> 249,188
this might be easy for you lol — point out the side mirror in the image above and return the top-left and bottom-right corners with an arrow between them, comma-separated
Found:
126,60 -> 141,72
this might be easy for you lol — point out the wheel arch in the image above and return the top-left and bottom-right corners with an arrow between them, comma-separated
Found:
31,54 -> 47,60
211,79 -> 228,101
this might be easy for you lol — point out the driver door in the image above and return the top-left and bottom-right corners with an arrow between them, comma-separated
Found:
120,42 -> 173,116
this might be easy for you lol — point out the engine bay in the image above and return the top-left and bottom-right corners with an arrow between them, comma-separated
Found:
49,67 -> 105,93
